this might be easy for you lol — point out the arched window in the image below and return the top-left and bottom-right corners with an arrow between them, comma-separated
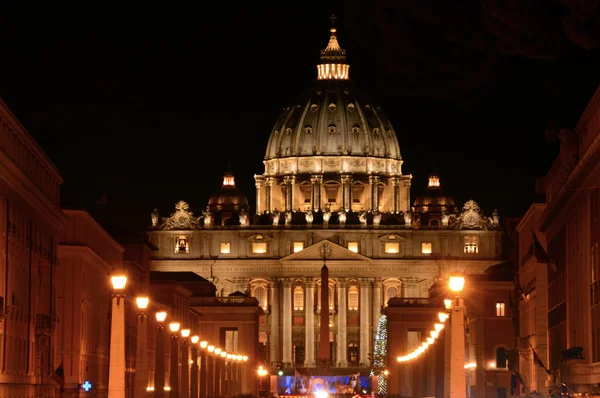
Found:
294,286 -> 304,310
496,347 -> 507,368
253,285 -> 268,310
385,286 -> 398,306
348,286 -> 359,311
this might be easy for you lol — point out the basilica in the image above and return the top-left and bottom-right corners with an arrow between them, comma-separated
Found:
148,23 -> 505,388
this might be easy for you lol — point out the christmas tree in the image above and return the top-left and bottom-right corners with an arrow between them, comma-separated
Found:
370,315 -> 388,395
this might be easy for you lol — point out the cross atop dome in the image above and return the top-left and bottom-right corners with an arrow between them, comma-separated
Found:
317,17 -> 349,80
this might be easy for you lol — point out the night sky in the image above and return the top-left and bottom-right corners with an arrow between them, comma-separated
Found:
1,1 -> 600,237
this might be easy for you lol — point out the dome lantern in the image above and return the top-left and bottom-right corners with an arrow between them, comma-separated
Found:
317,16 -> 349,80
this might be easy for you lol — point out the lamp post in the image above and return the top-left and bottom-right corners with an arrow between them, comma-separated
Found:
199,341 -> 208,398
190,336 -> 199,398
207,345 -> 215,398
169,322 -> 181,398
448,275 -> 466,398
135,296 -> 150,398
108,274 -> 127,398
154,311 -> 167,397
257,365 -> 268,396
214,348 -> 223,398
242,355 -> 248,394
181,329 -> 191,398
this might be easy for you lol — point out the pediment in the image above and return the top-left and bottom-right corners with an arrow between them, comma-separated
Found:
281,240 -> 371,262
378,233 -> 405,242
246,233 -> 273,242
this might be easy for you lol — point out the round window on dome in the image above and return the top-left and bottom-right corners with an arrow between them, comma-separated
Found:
310,104 -> 318,112
328,103 -> 336,112
305,126 -> 312,135
347,103 -> 355,111
328,125 -> 337,135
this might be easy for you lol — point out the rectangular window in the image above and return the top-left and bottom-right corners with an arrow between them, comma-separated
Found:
347,241 -> 359,253
293,241 -> 304,253
220,242 -> 231,254
421,242 -> 432,254
496,302 -> 505,316
464,236 -> 479,254
252,242 -> 267,254
385,242 -> 399,253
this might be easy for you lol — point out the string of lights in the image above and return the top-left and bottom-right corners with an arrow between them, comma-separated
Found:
396,312 -> 449,363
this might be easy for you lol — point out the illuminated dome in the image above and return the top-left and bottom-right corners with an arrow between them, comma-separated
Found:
208,171 -> 249,214
255,22 -> 411,216
264,27 -> 402,165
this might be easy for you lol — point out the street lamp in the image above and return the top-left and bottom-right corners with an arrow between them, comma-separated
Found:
169,322 -> 180,398
207,345 -> 215,398
181,329 -> 191,398
108,274 -> 127,398
448,275 -> 466,398
257,365 -> 268,394
199,341 -> 208,398
190,336 -> 199,398
134,296 -> 150,398
154,311 -> 167,397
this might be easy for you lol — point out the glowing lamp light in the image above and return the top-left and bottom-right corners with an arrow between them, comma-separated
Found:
438,312 -> 449,322
489,361 -> 496,368
200,341 -> 208,349
111,275 -> 127,290
181,329 -> 190,338
444,299 -> 453,310
155,311 -> 167,323
464,363 -> 477,369
146,387 -> 155,391
449,275 -> 465,292
220,351 -> 226,358
169,322 -> 180,333
208,345 -> 215,353
430,330 -> 439,339
164,386 -> 171,391
214,348 -> 221,355
136,296 -> 149,309
227,354 -> 232,360
243,356 -> 248,361
237,355 -> 242,361
257,366 -> 268,376
383,370 -> 389,376
434,323 -> 444,332
427,337 -> 434,344
191,335 -> 199,344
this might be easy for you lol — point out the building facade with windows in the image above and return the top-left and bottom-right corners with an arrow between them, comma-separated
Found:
0,99 -> 69,397
517,85 -> 600,395
148,26 -> 505,380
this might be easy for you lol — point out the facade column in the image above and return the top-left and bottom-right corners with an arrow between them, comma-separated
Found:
341,174 -> 352,212
181,337 -> 190,398
108,294 -> 126,398
304,278 -> 316,368
392,177 -> 401,214
269,279 -> 280,366
370,175 -> 380,211
281,278 -> 293,366
255,176 -> 264,214
372,278 -> 382,346
266,178 -> 273,213
403,179 -> 411,212
134,307 -> 149,398
190,342 -> 199,398
310,175 -> 323,212
283,176 -> 295,211
359,278 -> 372,367
336,278 -> 348,367
169,331 -> 180,398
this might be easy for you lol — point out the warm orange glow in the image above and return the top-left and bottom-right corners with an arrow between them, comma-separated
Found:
220,351 -> 226,358
428,175 -> 440,187
243,356 -> 248,361
136,296 -> 149,309
208,345 -> 215,353
438,312 -> 449,322
449,276 -> 465,292
214,348 -> 221,355
191,336 -> 199,344
200,341 -> 208,349
181,329 -> 190,338
317,63 -> 350,80
169,322 -> 180,333
111,275 -> 127,290
257,366 -> 268,376
155,311 -> 167,322
347,242 -> 358,253
223,172 -> 235,187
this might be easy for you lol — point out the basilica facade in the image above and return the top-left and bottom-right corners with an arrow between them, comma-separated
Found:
148,25 -> 505,376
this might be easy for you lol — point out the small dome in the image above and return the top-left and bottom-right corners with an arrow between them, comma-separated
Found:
413,172 -> 456,214
208,171 -> 249,213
